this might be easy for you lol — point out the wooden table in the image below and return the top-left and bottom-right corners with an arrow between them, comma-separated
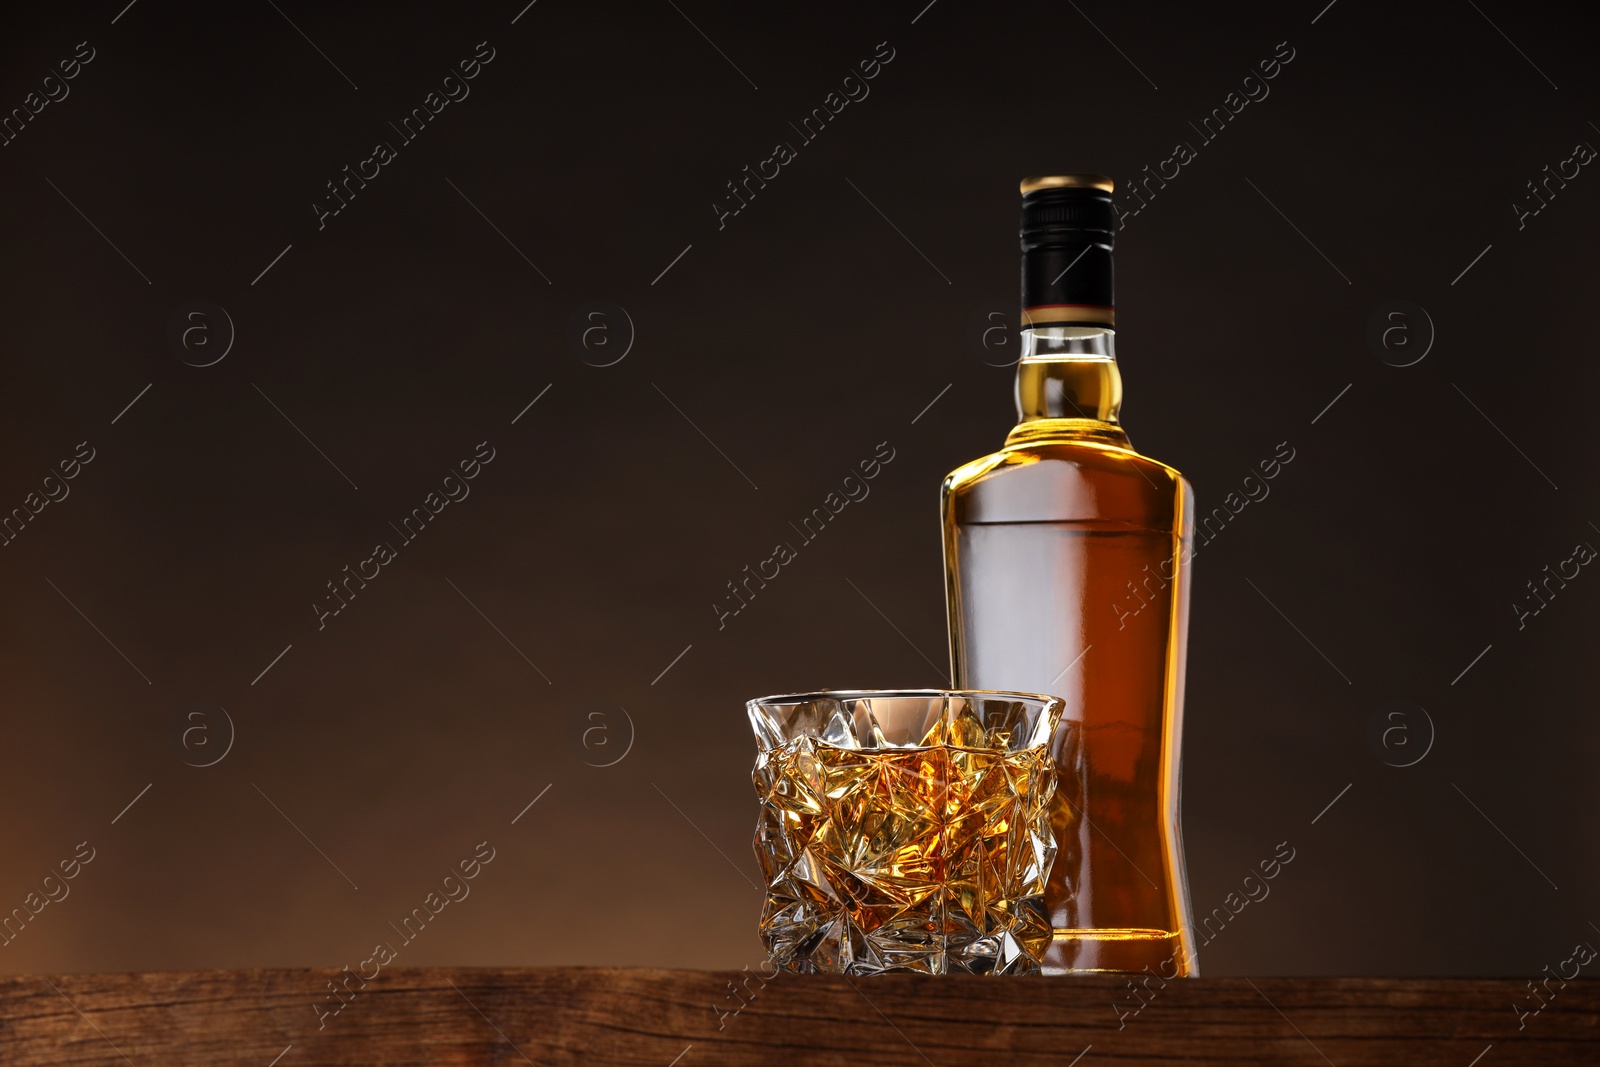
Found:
1,968 -> 1595,1064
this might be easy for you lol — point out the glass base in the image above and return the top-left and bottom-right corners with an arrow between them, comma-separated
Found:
1042,928 -> 1193,976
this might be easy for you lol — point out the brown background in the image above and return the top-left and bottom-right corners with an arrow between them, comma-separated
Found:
0,0 -> 1596,979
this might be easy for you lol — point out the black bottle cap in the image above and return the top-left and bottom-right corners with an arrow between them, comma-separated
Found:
1019,175 -> 1115,328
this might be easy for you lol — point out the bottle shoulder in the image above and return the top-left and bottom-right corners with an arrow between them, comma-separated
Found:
943,435 -> 1192,531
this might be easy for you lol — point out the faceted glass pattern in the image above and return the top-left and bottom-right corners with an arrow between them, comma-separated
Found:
747,690 -> 1064,975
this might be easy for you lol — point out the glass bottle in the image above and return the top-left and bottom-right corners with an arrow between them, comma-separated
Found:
941,175 -> 1196,976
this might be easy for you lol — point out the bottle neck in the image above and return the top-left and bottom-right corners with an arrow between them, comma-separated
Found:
1006,326 -> 1128,448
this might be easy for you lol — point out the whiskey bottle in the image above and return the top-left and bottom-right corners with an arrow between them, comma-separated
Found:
941,175 -> 1196,976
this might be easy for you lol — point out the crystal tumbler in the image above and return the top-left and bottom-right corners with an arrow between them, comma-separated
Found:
748,689 -> 1066,975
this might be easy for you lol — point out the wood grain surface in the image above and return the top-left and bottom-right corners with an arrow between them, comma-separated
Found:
1,969 -> 1595,1065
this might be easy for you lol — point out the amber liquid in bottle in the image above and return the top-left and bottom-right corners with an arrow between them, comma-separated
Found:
942,331 -> 1196,975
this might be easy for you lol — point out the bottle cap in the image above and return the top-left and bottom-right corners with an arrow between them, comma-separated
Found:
1020,175 -> 1116,328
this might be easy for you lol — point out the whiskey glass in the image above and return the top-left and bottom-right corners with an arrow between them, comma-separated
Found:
748,689 -> 1066,975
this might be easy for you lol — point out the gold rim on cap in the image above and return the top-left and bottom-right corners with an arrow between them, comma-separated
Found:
1020,174 -> 1115,195
1021,304 -> 1116,327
